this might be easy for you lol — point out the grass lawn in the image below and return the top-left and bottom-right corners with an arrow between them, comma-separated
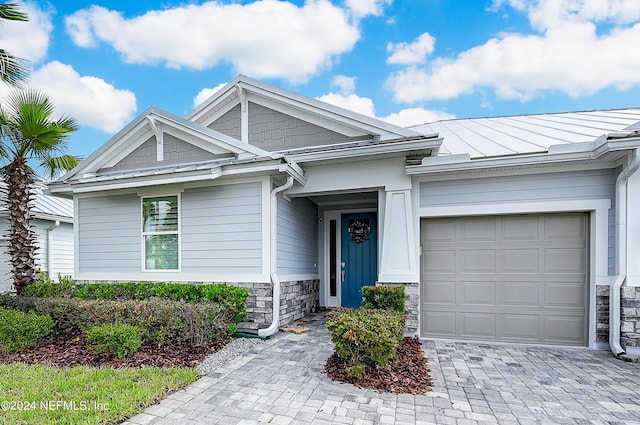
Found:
0,362 -> 199,424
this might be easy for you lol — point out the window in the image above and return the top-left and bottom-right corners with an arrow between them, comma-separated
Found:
142,195 -> 179,270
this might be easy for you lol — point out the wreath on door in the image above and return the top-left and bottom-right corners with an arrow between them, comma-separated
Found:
348,218 -> 371,243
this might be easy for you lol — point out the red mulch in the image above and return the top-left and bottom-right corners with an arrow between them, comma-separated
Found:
0,333 -> 229,368
325,337 -> 432,394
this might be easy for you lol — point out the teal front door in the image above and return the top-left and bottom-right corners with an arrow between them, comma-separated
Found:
341,212 -> 377,308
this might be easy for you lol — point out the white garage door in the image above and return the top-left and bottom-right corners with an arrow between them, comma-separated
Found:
420,213 -> 588,346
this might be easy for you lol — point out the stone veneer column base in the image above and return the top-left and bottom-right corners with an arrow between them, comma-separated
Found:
375,281 -> 419,336
596,285 -> 610,346
621,286 -> 640,353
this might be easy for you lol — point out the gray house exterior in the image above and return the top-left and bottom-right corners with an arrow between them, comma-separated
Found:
0,184 -> 74,293
50,76 -> 640,356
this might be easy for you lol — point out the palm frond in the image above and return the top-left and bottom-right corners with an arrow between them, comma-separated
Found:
0,49 -> 29,86
42,154 -> 79,178
0,3 -> 28,21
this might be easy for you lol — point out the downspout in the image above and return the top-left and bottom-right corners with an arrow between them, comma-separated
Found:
258,176 -> 294,337
47,220 -> 60,279
610,149 -> 640,356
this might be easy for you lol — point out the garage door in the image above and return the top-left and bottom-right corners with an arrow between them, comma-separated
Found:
420,213 -> 587,346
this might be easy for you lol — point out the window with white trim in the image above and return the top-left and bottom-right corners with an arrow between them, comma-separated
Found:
142,195 -> 179,270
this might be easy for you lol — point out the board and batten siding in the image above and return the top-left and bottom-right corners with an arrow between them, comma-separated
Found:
181,182 -> 263,274
419,169 -> 616,274
277,195 -> 318,276
78,193 -> 141,273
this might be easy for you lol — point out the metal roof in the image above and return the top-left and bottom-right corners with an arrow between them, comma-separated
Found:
409,108 -> 640,159
0,182 -> 73,220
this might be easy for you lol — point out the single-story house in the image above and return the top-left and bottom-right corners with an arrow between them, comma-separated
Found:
0,183 -> 74,293
49,75 -> 640,356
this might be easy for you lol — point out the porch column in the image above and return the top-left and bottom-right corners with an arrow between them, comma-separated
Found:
378,189 -> 420,336
379,189 -> 418,282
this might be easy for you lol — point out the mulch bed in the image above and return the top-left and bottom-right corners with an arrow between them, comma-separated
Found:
0,333 -> 228,368
325,337 -> 432,394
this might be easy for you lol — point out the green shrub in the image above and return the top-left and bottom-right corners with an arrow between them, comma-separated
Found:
326,308 -> 404,379
25,281 -> 248,327
361,285 -> 405,312
87,323 -> 144,359
0,296 -> 230,347
0,307 -> 55,353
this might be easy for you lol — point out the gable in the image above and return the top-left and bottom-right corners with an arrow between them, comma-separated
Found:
188,75 -> 423,147
102,134 -> 224,172
208,104 -> 242,139
247,103 -> 357,151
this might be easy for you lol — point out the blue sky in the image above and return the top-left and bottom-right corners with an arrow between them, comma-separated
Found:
1,0 -> 640,158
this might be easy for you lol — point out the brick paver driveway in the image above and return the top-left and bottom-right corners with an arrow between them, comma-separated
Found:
124,312 -> 640,424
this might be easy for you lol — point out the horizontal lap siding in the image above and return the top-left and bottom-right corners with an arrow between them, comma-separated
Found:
78,194 -> 141,273
49,222 -> 74,277
277,195 -> 318,275
181,182 -> 263,273
420,169 -> 616,207
420,169 -> 616,274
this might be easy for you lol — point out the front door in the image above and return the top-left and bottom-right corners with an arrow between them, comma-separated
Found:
340,212 -> 377,307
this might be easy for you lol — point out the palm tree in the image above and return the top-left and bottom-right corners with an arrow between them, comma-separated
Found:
0,88 -> 78,294
0,2 -> 29,85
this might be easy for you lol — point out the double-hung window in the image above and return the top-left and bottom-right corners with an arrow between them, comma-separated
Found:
142,195 -> 179,271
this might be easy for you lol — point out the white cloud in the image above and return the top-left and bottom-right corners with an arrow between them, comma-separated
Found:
316,76 -> 453,127
386,33 -> 435,65
381,108 -> 455,127
0,2 -> 52,64
28,61 -> 136,133
387,0 -> 640,103
345,0 -> 392,20
65,1 -> 361,83
193,83 -> 228,109
317,92 -> 376,117
331,75 -> 356,96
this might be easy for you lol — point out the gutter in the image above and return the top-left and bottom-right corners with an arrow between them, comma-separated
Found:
258,176 -> 294,337
610,149 -> 640,356
47,220 -> 60,278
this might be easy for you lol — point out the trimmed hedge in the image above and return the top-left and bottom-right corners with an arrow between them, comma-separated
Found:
0,296 -> 230,347
87,323 -> 144,360
326,308 -> 404,379
25,281 -> 248,327
0,307 -> 55,353
361,285 -> 405,312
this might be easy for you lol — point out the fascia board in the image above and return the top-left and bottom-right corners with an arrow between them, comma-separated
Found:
406,150 -> 607,176
61,159 -> 293,195
285,138 -> 442,163
278,162 -> 306,186
67,168 -> 224,194
32,213 -> 74,223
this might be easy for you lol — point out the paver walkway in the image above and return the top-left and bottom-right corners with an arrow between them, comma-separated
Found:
124,312 -> 640,425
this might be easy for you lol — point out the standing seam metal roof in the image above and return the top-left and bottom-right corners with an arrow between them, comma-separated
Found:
409,108 -> 640,158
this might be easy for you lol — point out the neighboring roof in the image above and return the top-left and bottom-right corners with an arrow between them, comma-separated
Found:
0,182 -> 73,221
32,184 -> 73,220
410,108 -> 640,159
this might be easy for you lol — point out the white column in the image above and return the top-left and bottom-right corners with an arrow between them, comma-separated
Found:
378,189 -> 418,283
